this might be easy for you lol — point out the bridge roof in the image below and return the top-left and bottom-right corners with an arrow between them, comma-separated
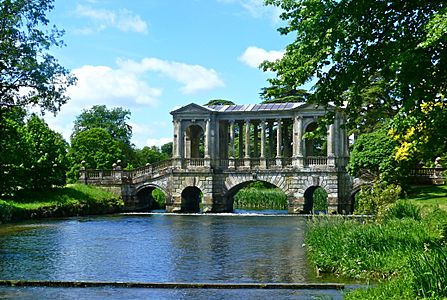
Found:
207,103 -> 304,112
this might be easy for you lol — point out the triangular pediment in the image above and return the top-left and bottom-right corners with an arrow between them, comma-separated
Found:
170,103 -> 214,115
292,102 -> 336,112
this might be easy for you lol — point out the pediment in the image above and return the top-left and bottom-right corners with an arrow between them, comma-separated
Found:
170,103 -> 214,115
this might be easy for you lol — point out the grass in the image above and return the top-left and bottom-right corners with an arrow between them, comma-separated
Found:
306,184 -> 447,299
0,184 -> 124,223
406,185 -> 447,211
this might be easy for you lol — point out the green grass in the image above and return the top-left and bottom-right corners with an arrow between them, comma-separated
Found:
306,190 -> 447,299
406,185 -> 447,211
0,184 -> 124,223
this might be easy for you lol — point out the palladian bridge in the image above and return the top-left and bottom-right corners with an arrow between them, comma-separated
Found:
81,102 -> 353,214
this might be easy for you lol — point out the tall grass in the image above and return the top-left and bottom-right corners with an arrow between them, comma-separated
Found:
234,187 -> 287,210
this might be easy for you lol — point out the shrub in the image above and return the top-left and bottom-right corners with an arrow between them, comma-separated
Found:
354,182 -> 401,217
152,188 -> 166,209
383,200 -> 421,221
234,187 -> 287,210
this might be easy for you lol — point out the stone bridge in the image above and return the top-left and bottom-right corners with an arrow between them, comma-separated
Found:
81,102 -> 354,214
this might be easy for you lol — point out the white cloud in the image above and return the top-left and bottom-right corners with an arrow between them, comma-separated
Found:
239,46 -> 284,68
75,5 -> 148,34
145,137 -> 173,148
118,58 -> 225,94
42,57 -> 224,143
217,0 -> 282,22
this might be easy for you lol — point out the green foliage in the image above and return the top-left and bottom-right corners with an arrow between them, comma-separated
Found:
234,183 -> 287,210
134,146 -> 169,167
160,142 -> 173,158
24,115 -> 68,190
204,99 -> 235,106
0,0 -> 75,113
260,87 -> 309,104
0,110 -> 68,194
151,188 -> 166,209
263,0 -> 447,136
0,184 -> 124,223
410,244 -> 447,299
312,187 -> 328,212
67,128 -> 122,181
72,105 -> 132,146
383,200 -> 421,222
354,183 -> 402,217
347,129 -> 399,183
306,218 -> 436,280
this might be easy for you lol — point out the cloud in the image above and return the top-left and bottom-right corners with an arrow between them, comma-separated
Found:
42,57 -> 224,143
118,58 -> 225,94
239,46 -> 284,68
145,137 -> 173,148
217,0 -> 282,22
75,5 -> 148,34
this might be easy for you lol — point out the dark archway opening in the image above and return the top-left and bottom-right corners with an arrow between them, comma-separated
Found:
185,124 -> 204,159
303,186 -> 328,214
181,186 -> 202,213
136,186 -> 166,211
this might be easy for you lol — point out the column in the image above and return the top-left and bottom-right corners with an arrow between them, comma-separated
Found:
268,121 -> 274,159
238,121 -> 244,159
204,119 -> 210,159
244,119 -> 250,159
327,123 -> 335,166
253,122 -> 259,158
260,119 -> 266,168
260,120 -> 266,158
293,116 -> 304,167
173,120 -> 180,158
229,120 -> 235,158
276,119 -> 282,158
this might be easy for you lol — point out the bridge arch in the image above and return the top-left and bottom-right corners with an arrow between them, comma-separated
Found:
303,186 -> 328,214
135,183 -> 169,211
223,177 -> 290,211
181,186 -> 202,213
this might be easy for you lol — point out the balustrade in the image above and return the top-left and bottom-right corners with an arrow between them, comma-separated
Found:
305,156 -> 328,166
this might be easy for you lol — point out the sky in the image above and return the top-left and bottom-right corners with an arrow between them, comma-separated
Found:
44,0 -> 293,148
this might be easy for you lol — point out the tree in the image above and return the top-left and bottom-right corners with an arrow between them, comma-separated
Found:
72,105 -> 132,146
24,115 -> 68,190
347,128 -> 400,184
262,0 -> 447,133
134,146 -> 169,167
204,99 -> 235,106
67,128 -> 122,181
161,142 -> 173,158
260,87 -> 309,104
0,0 -> 75,113
0,108 -> 28,195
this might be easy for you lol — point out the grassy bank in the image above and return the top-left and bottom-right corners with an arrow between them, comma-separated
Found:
306,185 -> 447,299
0,184 -> 124,224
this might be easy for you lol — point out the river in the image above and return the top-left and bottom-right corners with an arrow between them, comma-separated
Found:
0,213 -> 348,299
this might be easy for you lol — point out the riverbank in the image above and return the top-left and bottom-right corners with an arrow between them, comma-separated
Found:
305,185 -> 447,299
0,184 -> 124,224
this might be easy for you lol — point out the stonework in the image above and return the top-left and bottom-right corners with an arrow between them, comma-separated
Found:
81,102 -> 354,214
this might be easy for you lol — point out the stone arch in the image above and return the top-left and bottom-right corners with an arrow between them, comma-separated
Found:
223,174 -> 290,211
303,121 -> 327,157
303,186 -> 329,214
184,123 -> 205,159
135,183 -> 169,211
181,186 -> 202,213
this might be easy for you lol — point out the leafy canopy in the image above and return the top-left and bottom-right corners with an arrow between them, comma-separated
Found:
72,105 -> 132,146
263,0 -> 447,131
0,0 -> 75,113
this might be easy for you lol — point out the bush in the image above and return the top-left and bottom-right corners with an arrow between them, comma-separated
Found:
152,188 -> 166,209
383,200 -> 421,221
354,182 -> 401,217
234,187 -> 287,210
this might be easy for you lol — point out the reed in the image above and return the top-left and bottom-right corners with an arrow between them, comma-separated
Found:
234,188 -> 287,210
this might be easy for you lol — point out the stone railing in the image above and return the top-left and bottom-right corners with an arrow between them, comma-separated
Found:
305,156 -> 328,166
409,167 -> 445,185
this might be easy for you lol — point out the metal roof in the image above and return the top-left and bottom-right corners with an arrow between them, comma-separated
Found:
207,103 -> 303,112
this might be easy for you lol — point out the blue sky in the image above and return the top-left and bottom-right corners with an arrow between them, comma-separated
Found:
45,0 -> 292,148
